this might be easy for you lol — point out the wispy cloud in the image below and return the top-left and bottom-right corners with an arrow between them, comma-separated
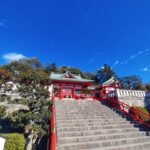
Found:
114,48 -> 150,66
120,61 -> 128,65
114,60 -> 119,65
129,48 -> 149,60
0,20 -> 7,27
141,67 -> 150,72
2,52 -> 27,63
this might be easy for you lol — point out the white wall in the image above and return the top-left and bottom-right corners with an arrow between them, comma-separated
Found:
0,137 -> 5,150
116,89 -> 150,107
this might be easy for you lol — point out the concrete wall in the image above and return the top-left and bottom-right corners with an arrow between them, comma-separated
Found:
116,89 -> 150,107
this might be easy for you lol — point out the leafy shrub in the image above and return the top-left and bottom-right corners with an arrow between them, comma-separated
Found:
0,96 -> 5,102
7,110 -> 32,132
129,106 -> 150,122
8,98 -> 29,105
0,106 -> 6,118
0,133 -> 25,150
135,106 -> 150,122
25,124 -> 42,133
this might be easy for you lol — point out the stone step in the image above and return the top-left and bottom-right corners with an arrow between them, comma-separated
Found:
57,127 -> 139,138
56,113 -> 119,116
56,118 -> 126,124
56,113 -> 118,116
54,100 -> 150,150
55,110 -> 114,113
56,137 -> 150,150
83,142 -> 150,150
56,121 -> 130,127
56,116 -> 124,121
58,132 -> 147,144
57,124 -> 134,132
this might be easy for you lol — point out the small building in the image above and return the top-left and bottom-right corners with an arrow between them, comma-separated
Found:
50,71 -> 94,99
96,76 -> 120,99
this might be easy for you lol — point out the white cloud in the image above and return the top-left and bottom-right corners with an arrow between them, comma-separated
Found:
130,55 -> 136,59
129,49 -> 149,60
138,51 -> 143,54
114,48 -> 150,67
120,61 -> 128,65
3,52 -> 27,62
141,67 -> 150,72
145,48 -> 149,52
114,60 -> 119,65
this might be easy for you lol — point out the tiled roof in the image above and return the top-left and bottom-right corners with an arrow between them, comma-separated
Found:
102,76 -> 119,86
50,71 -> 94,83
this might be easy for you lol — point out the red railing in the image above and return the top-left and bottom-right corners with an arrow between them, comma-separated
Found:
106,97 -> 150,128
50,92 -> 56,150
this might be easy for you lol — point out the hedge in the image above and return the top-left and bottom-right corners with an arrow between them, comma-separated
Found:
0,133 -> 25,150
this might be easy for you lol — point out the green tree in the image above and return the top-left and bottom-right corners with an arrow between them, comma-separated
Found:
7,110 -> 33,132
96,64 -> 118,84
0,106 -> 6,118
46,63 -> 57,73
120,75 -> 143,90
20,57 -> 42,68
145,83 -> 150,91
0,68 -> 12,83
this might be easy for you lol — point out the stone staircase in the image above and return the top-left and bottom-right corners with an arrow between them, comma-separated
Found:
54,99 -> 150,150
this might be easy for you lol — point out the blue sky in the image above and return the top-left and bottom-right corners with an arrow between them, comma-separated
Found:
0,0 -> 150,82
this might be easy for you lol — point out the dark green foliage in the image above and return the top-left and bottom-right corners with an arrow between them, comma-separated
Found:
7,96 -> 50,135
18,85 -> 49,99
0,106 -> 6,118
20,57 -> 43,69
0,68 -> 12,83
120,75 -> 143,90
25,124 -> 42,133
8,98 -> 29,105
46,63 -> 57,73
0,96 -> 5,102
18,85 -> 34,97
7,111 -> 33,132
0,133 -> 25,150
145,83 -> 150,91
35,87 -> 49,99
96,64 -> 118,84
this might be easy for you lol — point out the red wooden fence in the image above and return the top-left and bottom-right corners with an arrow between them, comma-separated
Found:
106,97 -> 150,128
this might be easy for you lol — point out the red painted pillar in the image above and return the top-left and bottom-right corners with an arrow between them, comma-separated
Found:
85,85 -> 87,100
72,83 -> 75,99
52,87 -> 55,100
50,95 -> 56,150
60,83 -> 62,99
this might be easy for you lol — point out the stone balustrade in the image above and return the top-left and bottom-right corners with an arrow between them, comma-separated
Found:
116,89 -> 150,107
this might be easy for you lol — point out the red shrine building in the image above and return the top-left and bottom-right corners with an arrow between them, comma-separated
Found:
50,71 -> 94,99
96,76 -> 120,99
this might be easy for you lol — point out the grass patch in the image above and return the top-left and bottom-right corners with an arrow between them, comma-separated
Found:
0,133 -> 25,150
